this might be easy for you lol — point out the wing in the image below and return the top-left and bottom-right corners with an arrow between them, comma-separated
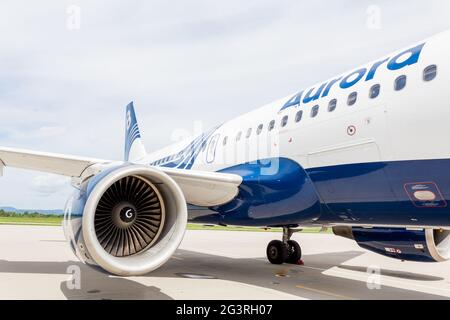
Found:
158,167 -> 242,206
0,146 -> 241,206
0,147 -> 109,177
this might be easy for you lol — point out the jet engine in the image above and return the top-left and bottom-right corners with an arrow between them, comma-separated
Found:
63,165 -> 187,276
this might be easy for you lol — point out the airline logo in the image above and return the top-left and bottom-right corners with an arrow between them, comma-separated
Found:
280,43 -> 425,111
124,102 -> 141,161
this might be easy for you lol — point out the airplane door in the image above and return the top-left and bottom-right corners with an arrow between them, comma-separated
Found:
305,105 -> 395,223
206,134 -> 220,163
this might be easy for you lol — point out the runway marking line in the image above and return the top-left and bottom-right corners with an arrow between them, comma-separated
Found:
298,265 -> 327,272
295,284 -> 354,300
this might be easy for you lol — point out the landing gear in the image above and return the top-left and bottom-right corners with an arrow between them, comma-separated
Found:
285,240 -> 302,264
266,227 -> 302,265
266,240 -> 287,264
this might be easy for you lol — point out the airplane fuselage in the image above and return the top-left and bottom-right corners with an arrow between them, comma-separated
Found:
144,30 -> 450,230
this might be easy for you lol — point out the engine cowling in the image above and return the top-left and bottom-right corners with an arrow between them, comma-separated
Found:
333,226 -> 450,262
63,164 -> 187,276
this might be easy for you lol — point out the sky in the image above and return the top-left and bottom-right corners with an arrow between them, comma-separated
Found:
1,0 -> 450,209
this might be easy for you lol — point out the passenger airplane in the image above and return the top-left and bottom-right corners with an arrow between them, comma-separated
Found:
1,30 -> 450,276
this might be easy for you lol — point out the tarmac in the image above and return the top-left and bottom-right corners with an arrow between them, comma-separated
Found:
0,225 -> 449,300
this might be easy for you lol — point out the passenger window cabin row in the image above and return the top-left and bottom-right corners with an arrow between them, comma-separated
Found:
221,64 -> 437,146
152,64 -> 438,160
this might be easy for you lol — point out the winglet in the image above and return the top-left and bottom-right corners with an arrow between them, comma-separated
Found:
124,102 -> 147,162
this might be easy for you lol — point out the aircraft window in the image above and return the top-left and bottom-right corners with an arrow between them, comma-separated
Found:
395,75 -> 407,91
311,105 -> 319,118
236,131 -> 242,141
223,136 -> 228,146
268,120 -> 275,131
281,115 -> 289,127
257,124 -> 264,135
295,110 -> 303,122
423,65 -> 437,82
369,84 -> 380,99
246,128 -> 252,138
347,92 -> 357,106
328,99 -> 337,112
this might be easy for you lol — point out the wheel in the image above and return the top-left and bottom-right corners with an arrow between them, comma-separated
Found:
266,240 -> 288,264
285,240 -> 302,264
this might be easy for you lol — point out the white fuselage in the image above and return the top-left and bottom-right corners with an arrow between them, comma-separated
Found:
144,30 -> 450,175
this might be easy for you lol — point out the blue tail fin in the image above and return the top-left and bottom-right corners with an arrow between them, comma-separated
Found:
124,102 -> 146,162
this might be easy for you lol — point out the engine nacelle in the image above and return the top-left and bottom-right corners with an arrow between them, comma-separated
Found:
63,164 -> 187,276
333,226 -> 450,262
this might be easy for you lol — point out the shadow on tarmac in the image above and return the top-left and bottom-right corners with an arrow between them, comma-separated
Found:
0,249 -> 446,300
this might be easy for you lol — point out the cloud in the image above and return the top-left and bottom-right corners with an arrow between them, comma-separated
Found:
30,174 -> 71,197
0,0 -> 449,208
3,126 -> 67,142
35,126 -> 67,138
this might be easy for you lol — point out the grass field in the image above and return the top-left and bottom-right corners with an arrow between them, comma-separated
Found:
0,216 -> 63,226
0,215 -> 328,233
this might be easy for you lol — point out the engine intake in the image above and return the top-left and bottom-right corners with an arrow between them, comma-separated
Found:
94,175 -> 166,257
65,165 -> 187,276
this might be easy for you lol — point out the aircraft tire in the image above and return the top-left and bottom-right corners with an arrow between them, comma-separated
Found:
266,240 -> 288,264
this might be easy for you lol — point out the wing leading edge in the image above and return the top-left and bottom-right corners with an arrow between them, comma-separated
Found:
0,146 -> 242,206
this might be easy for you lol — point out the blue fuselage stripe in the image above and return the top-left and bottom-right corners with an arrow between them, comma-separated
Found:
188,158 -> 450,228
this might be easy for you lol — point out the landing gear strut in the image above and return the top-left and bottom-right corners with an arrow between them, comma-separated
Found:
266,227 -> 302,265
